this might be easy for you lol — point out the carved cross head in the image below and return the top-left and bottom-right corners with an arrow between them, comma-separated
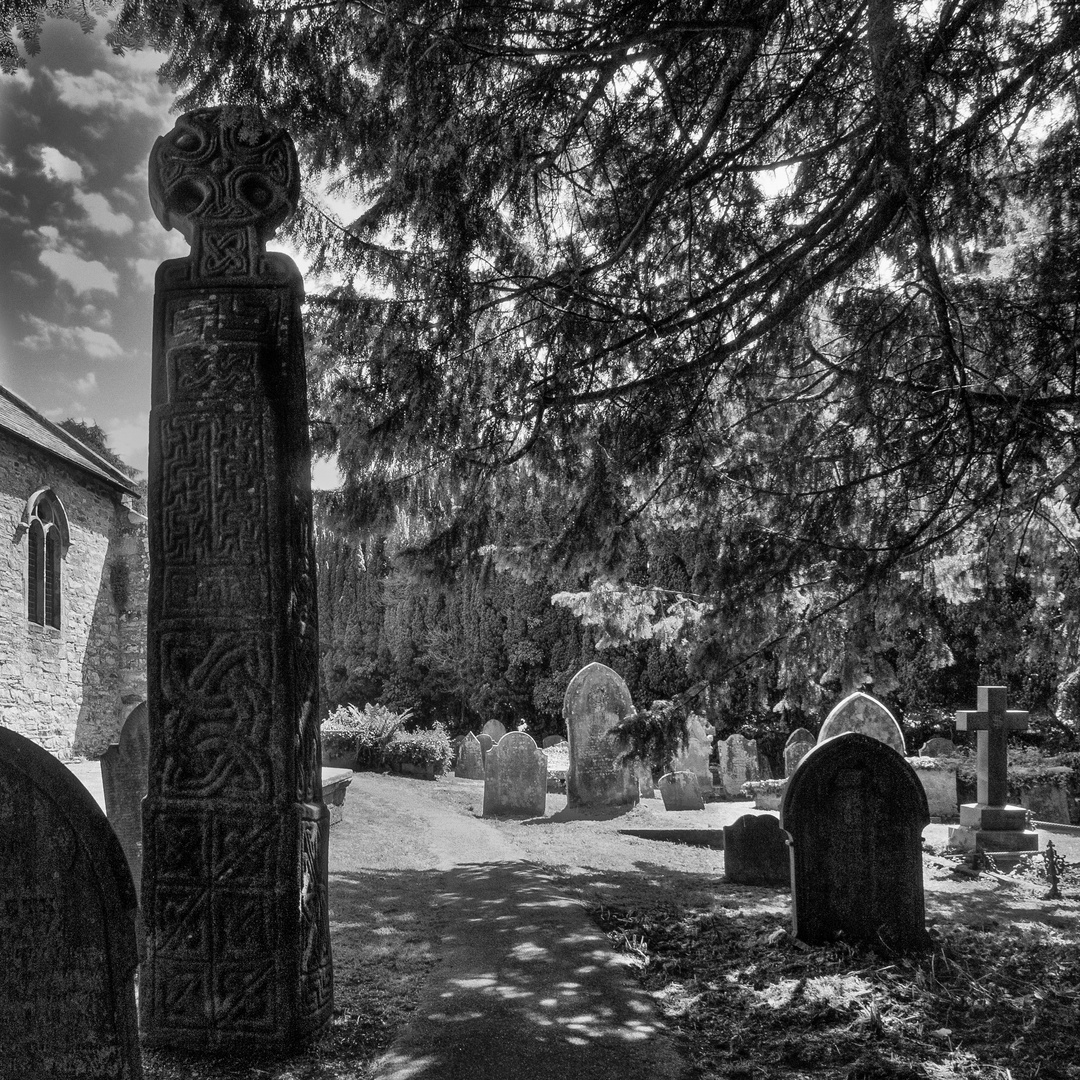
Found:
149,106 -> 300,279
955,684 -> 1029,734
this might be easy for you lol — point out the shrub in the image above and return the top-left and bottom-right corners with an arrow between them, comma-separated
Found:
323,702 -> 413,769
741,778 -> 789,798
384,722 -> 453,774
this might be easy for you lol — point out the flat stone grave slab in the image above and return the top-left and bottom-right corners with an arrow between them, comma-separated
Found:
322,768 -> 354,826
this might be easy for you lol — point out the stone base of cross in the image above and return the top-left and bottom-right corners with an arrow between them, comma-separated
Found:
947,685 -> 1038,868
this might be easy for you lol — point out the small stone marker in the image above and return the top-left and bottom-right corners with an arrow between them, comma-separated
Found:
919,736 -> 957,757
99,701 -> 149,901
781,732 -> 929,950
948,685 -> 1038,864
483,732 -> 547,817
671,714 -> 715,790
717,733 -> 763,797
0,726 -> 143,1078
482,719 -> 508,742
455,733 -> 486,780
817,691 -> 906,754
783,727 -> 815,776
542,735 -> 566,748
658,771 -> 705,811
723,814 -> 790,886
563,662 -> 639,809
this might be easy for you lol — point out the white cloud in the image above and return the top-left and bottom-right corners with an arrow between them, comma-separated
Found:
73,190 -> 134,234
35,225 -> 118,293
38,145 -> 85,183
46,66 -> 173,121
19,314 -> 124,359
103,412 -> 149,474
12,269 -> 37,287
130,257 -> 159,289
74,371 -> 98,396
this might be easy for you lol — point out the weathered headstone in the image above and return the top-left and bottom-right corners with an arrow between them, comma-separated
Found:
634,759 -> 656,798
483,732 -> 547,818
658,770 -> 705,811
455,732 -> 486,780
542,735 -> 566,748
919,736 -> 957,757
671,714 -> 715,790
481,719 -> 508,742
723,814 -> 790,886
142,107 -> 331,1051
817,691 -> 906,755
948,685 -> 1038,864
783,727 -> 815,777
563,662 -> 639,809
717,733 -> 763,797
99,701 -> 149,901
0,726 -> 142,1078
477,732 -> 495,760
781,732 -> 929,950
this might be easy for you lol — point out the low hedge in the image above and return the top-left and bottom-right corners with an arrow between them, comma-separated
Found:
383,722 -> 453,775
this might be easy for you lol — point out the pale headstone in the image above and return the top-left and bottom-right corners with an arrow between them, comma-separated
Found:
481,719 -> 508,742
783,727 -> 815,777
658,771 -> 705,811
723,814 -> 790,886
483,732 -> 547,818
817,692 -> 906,755
671,714 -> 715,790
919,736 -> 957,757
717,733 -> 763,797
455,733 -> 486,780
562,662 -> 639,809
634,759 -> 656,798
0,726 -> 143,1079
99,701 -> 149,902
781,732 -> 929,950
142,107 -> 331,1050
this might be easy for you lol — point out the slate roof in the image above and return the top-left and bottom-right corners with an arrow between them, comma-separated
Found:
0,384 -> 141,497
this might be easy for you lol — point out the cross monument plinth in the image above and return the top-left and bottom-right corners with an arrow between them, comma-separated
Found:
947,685 -> 1038,867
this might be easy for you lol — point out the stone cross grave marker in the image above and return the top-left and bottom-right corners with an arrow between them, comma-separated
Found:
658,770 -> 705,811
948,685 -> 1038,863
723,813 -> 790,887
817,691 -> 906,754
141,106 -> 331,1052
483,732 -> 547,817
781,732 -> 929,950
563,662 -> 639,809
784,727 -> 815,776
99,701 -> 149,902
455,732 -> 486,780
0,726 -> 143,1079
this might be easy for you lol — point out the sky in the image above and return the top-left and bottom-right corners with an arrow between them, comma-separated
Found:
0,15 -> 339,486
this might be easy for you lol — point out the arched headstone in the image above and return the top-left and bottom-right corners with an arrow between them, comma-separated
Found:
477,732 -> 495,760
783,727 -> 815,777
541,735 -> 566,749
454,733 -> 486,780
483,732 -> 547,818
481,719 -> 508,742
919,736 -> 956,757
99,701 -> 149,902
781,732 -> 929,950
723,814 -> 790,886
562,663 -> 638,809
658,771 -> 705,811
817,692 -> 906,755
0,726 -> 143,1078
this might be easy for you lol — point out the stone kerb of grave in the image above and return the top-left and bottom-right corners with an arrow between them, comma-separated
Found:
562,662 -> 639,809
817,691 -> 906,755
99,701 -> 149,902
723,814 -> 790,887
658,771 -> 706,811
781,732 -> 929,951
483,732 -> 547,818
0,725 -> 143,1079
455,732 -> 486,780
783,727 -> 815,777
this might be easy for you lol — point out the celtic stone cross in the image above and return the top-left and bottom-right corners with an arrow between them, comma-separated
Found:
141,107 -> 331,1052
955,685 -> 1028,808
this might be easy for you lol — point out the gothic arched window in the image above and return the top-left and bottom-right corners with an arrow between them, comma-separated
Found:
25,490 -> 68,629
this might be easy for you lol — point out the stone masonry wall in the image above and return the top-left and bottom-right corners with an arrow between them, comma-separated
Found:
0,429 -> 147,758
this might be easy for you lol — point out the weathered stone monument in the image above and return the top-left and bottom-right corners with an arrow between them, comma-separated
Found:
723,813 -> 790,886
948,685 -> 1038,866
477,732 -> 495,760
781,732 -> 929,950
0,726 -> 142,1078
783,727 -> 815,776
671,714 -> 715,791
817,691 -> 906,755
563,662 -> 639,809
454,732 -> 486,780
919,736 -> 957,757
483,732 -> 547,817
542,735 -> 566,748
717,732 -> 763,797
481,718 -> 508,742
141,107 -> 331,1050
659,770 -> 706,811
99,701 -> 149,901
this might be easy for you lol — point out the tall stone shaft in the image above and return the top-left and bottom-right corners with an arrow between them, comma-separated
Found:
141,107 -> 331,1051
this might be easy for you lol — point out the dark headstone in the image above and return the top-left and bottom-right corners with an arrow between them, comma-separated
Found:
658,771 -> 705,811
0,726 -> 142,1079
563,663 -> 639,809
542,735 -> 566,748
100,701 -> 149,902
919,736 -> 957,757
781,732 -> 929,950
142,107 -> 331,1051
817,692 -> 906,754
783,727 -> 815,777
455,733 -> 486,780
483,732 -> 547,817
723,814 -> 790,886
477,732 -> 495,759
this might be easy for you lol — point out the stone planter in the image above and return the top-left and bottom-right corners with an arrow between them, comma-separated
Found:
320,732 -> 358,771
753,791 -> 784,812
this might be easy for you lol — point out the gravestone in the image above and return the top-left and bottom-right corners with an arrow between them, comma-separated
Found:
784,727 -> 815,777
717,733 -> 763,797
454,732 -> 486,780
920,736 -> 957,757
658,771 -> 705,811
0,726 -> 142,1078
483,732 -> 547,818
634,759 -> 656,798
563,662 -> 639,809
723,814 -> 790,886
948,685 -> 1038,865
671,714 -> 715,790
481,719 -> 508,742
142,107 -> 331,1051
99,701 -> 149,901
542,735 -> 566,748
781,732 -> 929,950
477,732 -> 495,760
817,691 -> 906,755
